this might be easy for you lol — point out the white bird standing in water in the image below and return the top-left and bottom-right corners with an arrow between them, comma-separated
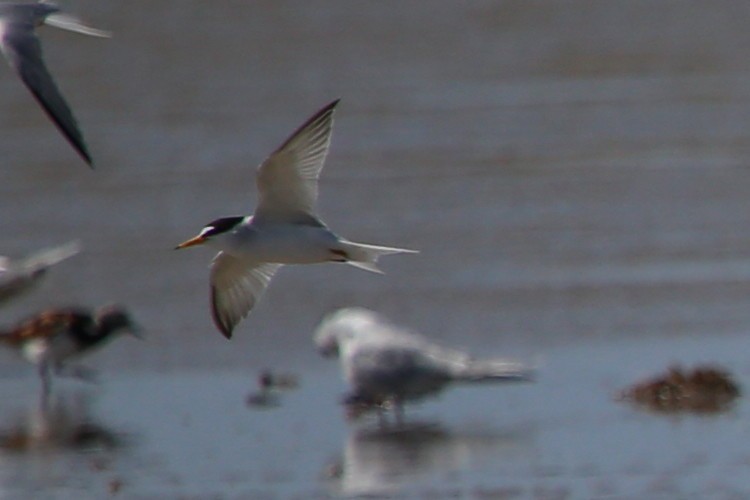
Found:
0,1 -> 110,166
314,308 -> 535,422
176,100 -> 417,338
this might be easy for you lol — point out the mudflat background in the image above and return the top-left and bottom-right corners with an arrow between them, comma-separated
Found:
2,1 -> 750,498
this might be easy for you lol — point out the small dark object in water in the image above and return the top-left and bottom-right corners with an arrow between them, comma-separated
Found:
245,391 -> 281,409
246,369 -> 300,409
257,369 -> 299,391
619,364 -> 741,414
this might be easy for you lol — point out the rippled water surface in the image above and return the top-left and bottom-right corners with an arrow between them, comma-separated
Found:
2,1 -> 750,498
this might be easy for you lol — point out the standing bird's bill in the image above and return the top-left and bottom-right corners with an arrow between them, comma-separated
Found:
0,240 -> 81,305
175,99 -> 417,339
0,2 -> 111,167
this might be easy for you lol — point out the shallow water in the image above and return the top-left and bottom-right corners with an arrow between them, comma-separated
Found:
2,0 -> 750,498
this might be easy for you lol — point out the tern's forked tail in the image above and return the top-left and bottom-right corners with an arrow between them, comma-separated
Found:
339,241 -> 418,274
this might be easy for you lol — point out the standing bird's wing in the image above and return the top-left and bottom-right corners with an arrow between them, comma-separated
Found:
209,252 -> 281,339
253,99 -> 339,224
0,308 -> 91,347
0,5 -> 109,166
18,240 -> 81,274
389,329 -> 535,384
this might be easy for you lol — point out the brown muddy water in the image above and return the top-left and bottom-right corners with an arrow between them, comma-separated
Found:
2,1 -> 750,498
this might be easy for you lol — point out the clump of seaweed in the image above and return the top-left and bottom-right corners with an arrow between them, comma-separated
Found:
618,364 -> 741,415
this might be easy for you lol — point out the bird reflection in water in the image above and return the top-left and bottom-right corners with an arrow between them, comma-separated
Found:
0,390 -> 125,453
324,421 -> 534,496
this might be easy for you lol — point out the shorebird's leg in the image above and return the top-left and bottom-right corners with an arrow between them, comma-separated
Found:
38,362 -> 52,400
58,364 -> 98,383
393,399 -> 405,427
376,405 -> 389,428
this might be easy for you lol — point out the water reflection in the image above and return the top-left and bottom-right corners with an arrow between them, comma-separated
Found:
325,421 -> 534,496
0,389 -> 126,453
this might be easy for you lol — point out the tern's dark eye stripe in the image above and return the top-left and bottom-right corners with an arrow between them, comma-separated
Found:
202,216 -> 244,237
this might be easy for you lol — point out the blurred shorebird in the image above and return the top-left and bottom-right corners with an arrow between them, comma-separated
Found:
0,1 -> 110,166
0,241 -> 80,305
0,305 -> 141,396
314,308 -> 535,422
176,100 -> 417,338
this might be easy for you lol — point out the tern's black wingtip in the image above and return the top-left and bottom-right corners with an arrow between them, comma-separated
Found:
215,320 -> 234,339
323,98 -> 341,112
79,151 -> 94,169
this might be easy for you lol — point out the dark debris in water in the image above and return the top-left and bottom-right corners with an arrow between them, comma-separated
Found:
245,391 -> 281,409
618,364 -> 741,415
257,369 -> 299,391
246,368 -> 300,410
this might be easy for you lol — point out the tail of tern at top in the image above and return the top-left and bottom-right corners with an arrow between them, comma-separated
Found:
339,241 -> 418,274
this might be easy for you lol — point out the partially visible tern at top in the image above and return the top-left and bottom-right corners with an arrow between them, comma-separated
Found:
0,1 -> 110,167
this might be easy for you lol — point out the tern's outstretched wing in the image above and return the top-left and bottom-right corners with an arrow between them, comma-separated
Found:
209,252 -> 281,338
0,14 -> 92,165
253,99 -> 339,224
